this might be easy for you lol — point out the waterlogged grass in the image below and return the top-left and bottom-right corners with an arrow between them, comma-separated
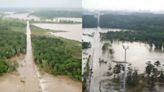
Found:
31,25 -> 81,80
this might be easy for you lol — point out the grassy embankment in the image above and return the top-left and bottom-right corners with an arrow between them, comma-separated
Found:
0,18 -> 26,74
31,25 -> 81,81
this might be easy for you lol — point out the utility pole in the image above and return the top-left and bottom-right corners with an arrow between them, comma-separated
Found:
122,44 -> 129,92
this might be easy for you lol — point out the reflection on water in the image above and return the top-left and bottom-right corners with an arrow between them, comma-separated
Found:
83,28 -> 164,92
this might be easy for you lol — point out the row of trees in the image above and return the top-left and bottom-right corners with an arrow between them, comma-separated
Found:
32,36 -> 81,80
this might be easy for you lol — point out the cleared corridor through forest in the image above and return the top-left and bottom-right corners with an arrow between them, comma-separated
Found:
24,21 -> 42,92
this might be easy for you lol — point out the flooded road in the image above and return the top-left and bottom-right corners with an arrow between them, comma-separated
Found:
1,21 -> 48,92
33,23 -> 82,42
24,21 -> 42,92
0,21 -> 42,92
0,20 -> 81,92
83,28 -> 164,92
83,28 -> 113,92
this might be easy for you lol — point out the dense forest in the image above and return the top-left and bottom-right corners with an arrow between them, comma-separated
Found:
30,10 -> 81,19
100,13 -> 164,31
0,19 -> 26,74
83,12 -> 164,32
31,26 -> 81,80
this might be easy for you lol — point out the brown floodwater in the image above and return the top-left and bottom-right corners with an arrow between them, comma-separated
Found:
83,28 -> 164,92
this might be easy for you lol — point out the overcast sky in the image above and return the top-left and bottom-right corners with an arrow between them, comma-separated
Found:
83,0 -> 164,11
0,0 -> 81,9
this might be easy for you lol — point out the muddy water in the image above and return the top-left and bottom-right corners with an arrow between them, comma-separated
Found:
83,28 -> 164,92
33,23 -> 82,42
0,73 -> 23,92
39,73 -> 81,92
112,41 -> 164,73
0,55 -> 25,92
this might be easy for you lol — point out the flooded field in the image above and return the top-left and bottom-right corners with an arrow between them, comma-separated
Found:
33,23 -> 82,42
83,28 -> 164,92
